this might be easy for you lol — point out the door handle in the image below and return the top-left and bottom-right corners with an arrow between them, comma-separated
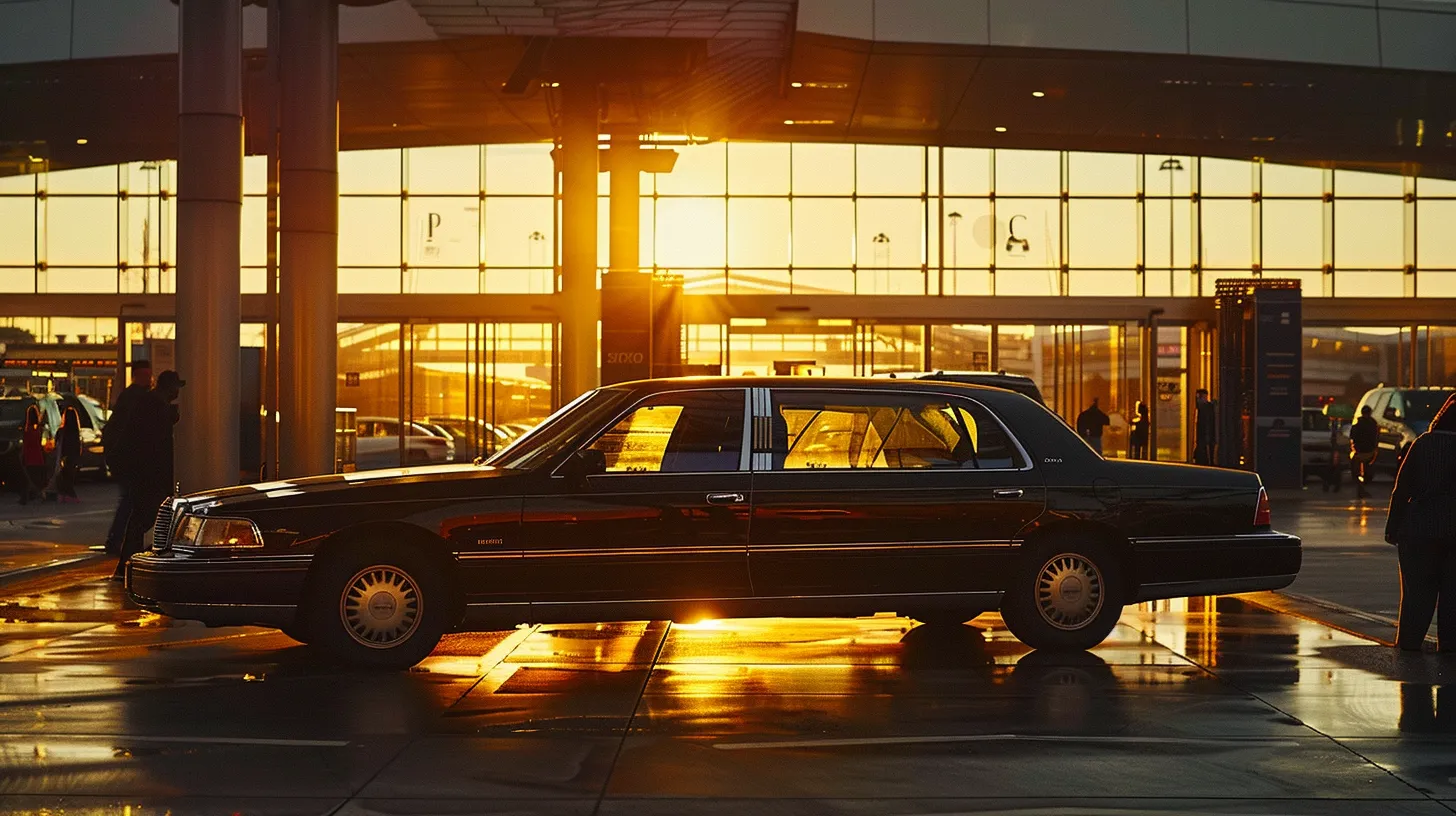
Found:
706,492 -> 746,505
993,488 -> 1024,499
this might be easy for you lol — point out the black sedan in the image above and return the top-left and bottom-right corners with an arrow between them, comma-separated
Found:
128,378 -> 1300,668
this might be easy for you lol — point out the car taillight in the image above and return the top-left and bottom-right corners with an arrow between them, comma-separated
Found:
1254,488 -> 1271,528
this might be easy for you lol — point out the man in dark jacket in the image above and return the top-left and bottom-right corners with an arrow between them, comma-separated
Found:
103,360 -> 152,555
1350,404 -> 1380,499
1193,389 -> 1217,465
113,370 -> 184,580
1385,394 -> 1456,651
1075,398 -> 1110,455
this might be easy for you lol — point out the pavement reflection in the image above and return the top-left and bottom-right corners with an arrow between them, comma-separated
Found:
1,582 -> 1456,813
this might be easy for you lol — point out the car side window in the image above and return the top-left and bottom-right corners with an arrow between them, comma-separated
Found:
587,390 -> 745,474
773,391 -> 987,470
954,401 -> 1027,469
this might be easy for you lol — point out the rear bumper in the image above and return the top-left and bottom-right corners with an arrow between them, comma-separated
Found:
1130,531 -> 1301,602
126,550 -> 310,628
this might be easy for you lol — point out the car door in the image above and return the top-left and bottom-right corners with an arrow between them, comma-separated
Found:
748,387 -> 1044,599
519,388 -> 753,605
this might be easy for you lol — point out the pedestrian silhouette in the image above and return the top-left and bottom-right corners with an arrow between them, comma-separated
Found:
1386,393 -> 1456,651
54,405 -> 81,503
18,404 -> 45,505
104,360 -> 153,556
1075,397 -> 1110,456
1351,404 -> 1380,499
1193,388 -> 1217,465
1128,401 -> 1150,461
114,369 -> 184,581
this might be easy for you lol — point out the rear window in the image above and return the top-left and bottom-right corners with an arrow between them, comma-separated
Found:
1302,411 -> 1330,432
1402,391 -> 1456,422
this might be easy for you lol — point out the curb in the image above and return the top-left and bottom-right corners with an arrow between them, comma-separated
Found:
0,552 -> 112,591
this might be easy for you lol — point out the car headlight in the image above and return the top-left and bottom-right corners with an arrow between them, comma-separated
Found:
173,515 -> 263,548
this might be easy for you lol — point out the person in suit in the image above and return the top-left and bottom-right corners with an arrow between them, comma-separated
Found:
1128,401 -> 1151,461
1386,393 -> 1456,651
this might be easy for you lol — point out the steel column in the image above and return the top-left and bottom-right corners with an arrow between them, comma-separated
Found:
558,80 -> 600,401
276,0 -> 339,477
175,0 -> 242,493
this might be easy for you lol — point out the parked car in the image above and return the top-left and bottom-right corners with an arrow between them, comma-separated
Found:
422,417 -> 516,458
353,417 -> 454,470
1355,386 -> 1456,478
878,370 -> 1045,405
1301,406 -> 1349,487
129,377 -> 1300,669
0,392 -> 108,487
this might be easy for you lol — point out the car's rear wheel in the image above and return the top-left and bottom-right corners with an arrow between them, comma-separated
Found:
306,544 -> 448,669
1000,539 -> 1124,651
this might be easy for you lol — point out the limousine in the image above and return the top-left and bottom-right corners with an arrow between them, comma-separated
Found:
127,378 -> 1300,668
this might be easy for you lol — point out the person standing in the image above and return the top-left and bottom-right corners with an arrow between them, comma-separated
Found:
1075,397 -> 1110,455
103,361 -> 153,555
18,404 -> 46,504
1385,393 -> 1456,651
1351,404 -> 1380,499
1193,389 -> 1217,465
114,370 -> 184,580
1128,401 -> 1151,460
55,405 -> 81,503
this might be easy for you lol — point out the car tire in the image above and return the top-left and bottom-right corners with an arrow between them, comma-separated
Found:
306,544 -> 448,669
999,539 -> 1124,651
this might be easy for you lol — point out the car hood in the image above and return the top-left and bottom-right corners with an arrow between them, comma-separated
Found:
179,464 -> 525,512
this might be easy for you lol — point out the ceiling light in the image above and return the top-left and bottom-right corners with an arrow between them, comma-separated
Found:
1031,91 -> 1045,98
75,138 -> 88,145
790,81 -> 803,88
994,126 -> 1007,133
784,119 -> 835,126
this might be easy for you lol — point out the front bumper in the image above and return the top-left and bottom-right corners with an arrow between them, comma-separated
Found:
126,550 -> 312,628
1130,531 -> 1302,602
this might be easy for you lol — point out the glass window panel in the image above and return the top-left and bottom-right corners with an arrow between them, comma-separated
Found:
45,165 -> 116,194
942,148 -> 991,196
484,197 -> 554,267
791,198 -> 852,267
1335,270 -> 1403,297
1068,152 -> 1137,196
339,197 -> 401,267
1335,169 -> 1403,198
995,150 -> 1059,196
408,145 -> 480,195
43,267 -> 116,294
0,268 -> 34,292
855,145 -> 923,196
243,155 -> 267,196
1262,162 -> 1323,197
1420,272 -> 1456,296
1335,200 -> 1402,269
241,267 -> 265,294
1243,270 -> 1324,298
655,197 -> 726,268
483,268 -> 553,294
1261,199 -> 1323,268
727,142 -> 790,195
598,196 -> 609,269
1144,198 -> 1194,272
943,199 -> 994,270
1201,199 -> 1255,269
792,143 -> 853,195
1142,267 -> 1195,298
1419,176 -> 1456,197
683,268 -> 727,294
1145,155 -> 1192,197
484,144 -> 554,195
405,267 -> 479,294
947,269 -> 992,296
994,199 -> 1059,269
859,268 -> 924,295
0,173 -> 36,194
1419,200 -> 1456,268
639,198 -> 654,269
1069,269 -> 1138,296
340,267 -> 401,293
407,197 -> 480,267
340,149 -> 402,194
728,198 -> 789,268
1200,158 -> 1256,198
927,147 -> 940,198
240,196 -> 265,268
791,268 -> 853,294
0,197 -> 35,265
46,197 -> 117,265
654,142 -> 726,196
159,195 -> 177,266
1069,199 -> 1136,268
857,198 -> 923,268
996,267 -> 1062,296
930,324 -> 992,370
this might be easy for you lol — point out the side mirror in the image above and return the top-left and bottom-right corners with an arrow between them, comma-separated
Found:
561,448 -> 607,482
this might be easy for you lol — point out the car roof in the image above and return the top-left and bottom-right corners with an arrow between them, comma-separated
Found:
605,376 -> 1026,399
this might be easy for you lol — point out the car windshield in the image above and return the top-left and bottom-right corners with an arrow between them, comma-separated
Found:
483,388 -> 631,471
1403,391 -> 1456,421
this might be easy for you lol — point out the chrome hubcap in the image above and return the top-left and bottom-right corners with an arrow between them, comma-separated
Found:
340,565 -> 421,649
1035,553 -> 1104,631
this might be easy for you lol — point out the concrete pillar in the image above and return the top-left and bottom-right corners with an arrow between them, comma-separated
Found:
558,80 -> 600,401
276,1 -> 339,477
175,0 -> 242,493
608,138 -> 639,275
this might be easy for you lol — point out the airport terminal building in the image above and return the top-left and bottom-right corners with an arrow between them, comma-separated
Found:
2,0 -> 1455,484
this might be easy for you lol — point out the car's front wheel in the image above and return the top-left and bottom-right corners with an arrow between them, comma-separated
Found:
1000,539 -> 1124,651
306,544 -> 448,669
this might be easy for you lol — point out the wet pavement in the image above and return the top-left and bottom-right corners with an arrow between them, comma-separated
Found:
2,576 -> 1456,814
